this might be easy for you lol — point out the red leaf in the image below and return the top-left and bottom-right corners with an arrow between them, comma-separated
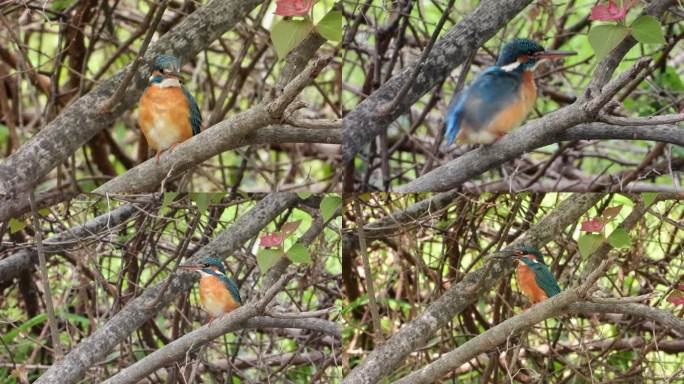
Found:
666,293 -> 684,306
260,232 -> 285,247
274,0 -> 315,16
589,0 -> 636,21
678,284 -> 684,291
581,218 -> 604,232
602,205 -> 623,220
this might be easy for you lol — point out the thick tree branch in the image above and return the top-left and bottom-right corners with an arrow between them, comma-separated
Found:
341,193 -> 602,384
342,0 -> 534,163
0,0 -> 265,213
395,59 -> 653,192
0,202 -> 141,284
102,272 -> 293,384
34,193 -> 299,384
93,57 -> 333,194
392,258 -> 614,384
565,302 -> 684,335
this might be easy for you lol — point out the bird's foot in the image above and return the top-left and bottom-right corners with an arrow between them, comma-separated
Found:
207,316 -> 215,326
155,151 -> 161,164
169,142 -> 180,153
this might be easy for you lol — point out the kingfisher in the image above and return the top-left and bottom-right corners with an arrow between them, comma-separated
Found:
180,257 -> 242,325
505,244 -> 562,306
139,55 -> 202,163
445,39 -> 575,145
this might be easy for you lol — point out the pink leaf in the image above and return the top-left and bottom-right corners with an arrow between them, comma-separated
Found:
666,294 -> 684,306
581,218 -> 604,232
260,232 -> 285,247
589,0 -> 633,21
274,0 -> 315,17
678,284 -> 684,291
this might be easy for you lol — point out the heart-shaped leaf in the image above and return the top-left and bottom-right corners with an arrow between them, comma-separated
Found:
630,15 -> 666,44
257,249 -> 285,272
588,24 -> 630,61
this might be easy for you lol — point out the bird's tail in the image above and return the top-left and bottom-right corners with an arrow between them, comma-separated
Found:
444,108 -> 461,145
444,91 -> 465,145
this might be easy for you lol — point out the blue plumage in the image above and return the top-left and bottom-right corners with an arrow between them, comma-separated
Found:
199,257 -> 242,304
149,54 -> 202,136
153,55 -> 181,73
445,67 -> 522,145
518,256 -> 562,298
444,39 -> 572,145
517,243 -> 546,264
182,86 -> 202,136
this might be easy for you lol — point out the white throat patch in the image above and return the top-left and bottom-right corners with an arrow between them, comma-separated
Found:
152,77 -> 181,88
501,61 -> 521,72
199,269 -> 226,278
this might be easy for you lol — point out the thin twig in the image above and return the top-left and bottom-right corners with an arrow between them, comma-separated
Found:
379,0 -> 456,115
100,0 -> 168,112
29,190 -> 62,359
354,197 -> 383,345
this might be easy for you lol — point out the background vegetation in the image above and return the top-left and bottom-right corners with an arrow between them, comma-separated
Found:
343,193 -> 684,382
0,193 -> 342,383
0,0 -> 341,196
342,0 -> 683,191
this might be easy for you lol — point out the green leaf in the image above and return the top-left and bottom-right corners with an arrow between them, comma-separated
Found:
256,249 -> 284,272
608,228 -> 631,249
191,193 -> 209,214
642,192 -> 658,206
270,19 -> 314,59
286,243 -> 311,264
297,192 -> 313,199
588,25 -> 630,61
317,10 -> 342,42
2,313 -> 47,344
630,15 -> 665,44
161,192 -> 179,212
209,193 -> 225,204
9,217 -> 27,234
320,194 -> 342,222
578,234 -> 603,258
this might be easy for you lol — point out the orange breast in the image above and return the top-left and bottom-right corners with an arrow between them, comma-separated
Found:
516,264 -> 548,304
484,71 -> 537,136
138,86 -> 193,152
199,275 -> 240,318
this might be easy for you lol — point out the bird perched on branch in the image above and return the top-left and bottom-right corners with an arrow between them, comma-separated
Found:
180,257 -> 242,325
504,244 -> 561,307
139,55 -> 202,163
444,39 -> 575,145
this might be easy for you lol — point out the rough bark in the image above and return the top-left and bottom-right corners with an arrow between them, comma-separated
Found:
342,0 -> 534,163
34,192 -> 299,384
341,193 -> 602,384
0,202 -> 140,284
0,0 -> 265,217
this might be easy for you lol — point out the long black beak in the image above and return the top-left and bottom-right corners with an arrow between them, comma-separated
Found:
533,50 -> 576,60
179,263 -> 203,271
492,249 -> 519,259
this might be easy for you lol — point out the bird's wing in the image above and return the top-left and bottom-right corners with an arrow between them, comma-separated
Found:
221,275 -> 242,304
446,67 -> 521,141
182,85 -> 202,136
529,262 -> 562,297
